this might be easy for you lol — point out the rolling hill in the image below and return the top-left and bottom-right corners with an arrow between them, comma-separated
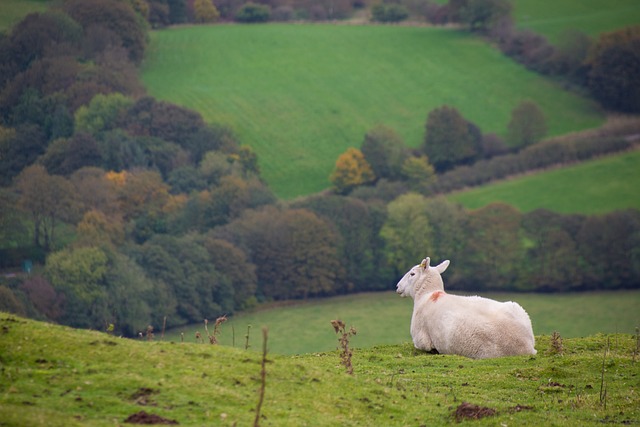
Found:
448,149 -> 640,214
141,24 -> 604,199
513,0 -> 640,43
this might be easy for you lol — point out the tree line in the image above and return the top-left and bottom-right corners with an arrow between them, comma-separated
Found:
1,0 -> 639,336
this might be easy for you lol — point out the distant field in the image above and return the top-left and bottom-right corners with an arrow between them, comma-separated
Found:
0,0 -> 50,31
513,0 -> 640,43
141,24 -> 604,199
447,149 -> 640,214
165,290 -> 640,355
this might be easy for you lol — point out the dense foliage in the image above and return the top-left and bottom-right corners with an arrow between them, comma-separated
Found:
1,0 -> 638,337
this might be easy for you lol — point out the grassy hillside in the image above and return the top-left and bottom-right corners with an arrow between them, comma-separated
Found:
513,0 -> 640,43
141,24 -> 604,199
448,149 -> 640,214
165,290 -> 640,355
1,312 -> 639,426
0,0 -> 50,32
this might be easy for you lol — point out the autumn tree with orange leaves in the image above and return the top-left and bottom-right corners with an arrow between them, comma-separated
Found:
329,148 -> 375,195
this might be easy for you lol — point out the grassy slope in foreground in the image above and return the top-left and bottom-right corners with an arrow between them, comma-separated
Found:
513,0 -> 640,43
141,24 -> 604,199
448,150 -> 640,214
1,313 -> 639,426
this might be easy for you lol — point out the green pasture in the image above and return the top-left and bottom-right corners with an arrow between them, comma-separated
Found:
513,0 -> 640,43
448,149 -> 640,214
0,0 -> 50,32
141,24 -> 604,199
2,312 -> 639,426
166,290 -> 640,355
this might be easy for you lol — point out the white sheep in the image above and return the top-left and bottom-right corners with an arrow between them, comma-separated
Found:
396,257 -> 536,359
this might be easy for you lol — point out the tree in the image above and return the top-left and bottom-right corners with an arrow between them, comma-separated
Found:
460,0 -> 512,33
14,165 -> 78,250
401,155 -> 437,194
19,275 -> 65,320
380,193 -> 433,275
235,3 -> 271,23
292,194 -> 389,292
422,105 -> 481,172
194,0 -> 220,23
112,169 -> 170,221
462,202 -> 522,289
74,92 -> 133,135
330,147 -> 375,194
135,234 -> 231,324
521,209 -> 582,291
121,97 -> 205,146
576,210 -> 640,289
371,4 -> 409,23
0,286 -> 26,316
587,26 -> 640,113
202,237 -> 257,310
0,123 -> 47,185
422,197 -> 468,284
76,209 -> 125,247
217,206 -> 343,300
0,11 -> 82,83
63,0 -> 147,64
103,251 -> 153,336
506,100 -> 547,148
70,167 -> 119,215
203,176 -> 251,228
45,246 -> 109,328
360,125 -> 409,181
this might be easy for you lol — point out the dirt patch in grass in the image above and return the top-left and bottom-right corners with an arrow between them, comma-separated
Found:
454,402 -> 497,422
124,410 -> 178,425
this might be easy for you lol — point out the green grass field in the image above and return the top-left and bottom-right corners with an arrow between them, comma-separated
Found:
447,149 -> 640,214
513,0 -> 640,43
141,24 -> 604,199
0,0 -> 50,32
165,290 -> 640,355
1,312 -> 639,426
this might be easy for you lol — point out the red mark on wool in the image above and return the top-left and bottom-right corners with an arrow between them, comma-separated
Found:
429,291 -> 445,303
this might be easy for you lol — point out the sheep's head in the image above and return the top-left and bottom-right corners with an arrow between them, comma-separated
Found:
396,257 -> 450,299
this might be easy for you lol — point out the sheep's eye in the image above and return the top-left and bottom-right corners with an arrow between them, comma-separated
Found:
410,273 -> 415,276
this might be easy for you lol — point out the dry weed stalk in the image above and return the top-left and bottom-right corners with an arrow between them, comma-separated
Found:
245,325 -> 252,350
331,319 -> 357,375
204,316 -> 228,344
548,331 -> 564,355
600,337 -> 610,409
145,325 -> 154,341
254,327 -> 269,427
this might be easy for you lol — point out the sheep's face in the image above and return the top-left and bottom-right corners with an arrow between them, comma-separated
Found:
396,263 -> 423,298
396,257 -> 450,299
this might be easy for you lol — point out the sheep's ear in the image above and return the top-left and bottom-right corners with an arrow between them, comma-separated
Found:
435,260 -> 450,274
420,257 -> 430,270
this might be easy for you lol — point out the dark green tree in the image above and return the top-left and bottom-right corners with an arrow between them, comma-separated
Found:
521,209 -> 582,291
460,0 -> 512,33
380,193 -> 433,274
422,105 -> 481,172
461,202 -> 522,290
506,100 -> 547,148
235,2 -> 271,22
577,210 -> 640,289
587,26 -> 640,113
63,0 -> 147,64
360,125 -> 409,181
